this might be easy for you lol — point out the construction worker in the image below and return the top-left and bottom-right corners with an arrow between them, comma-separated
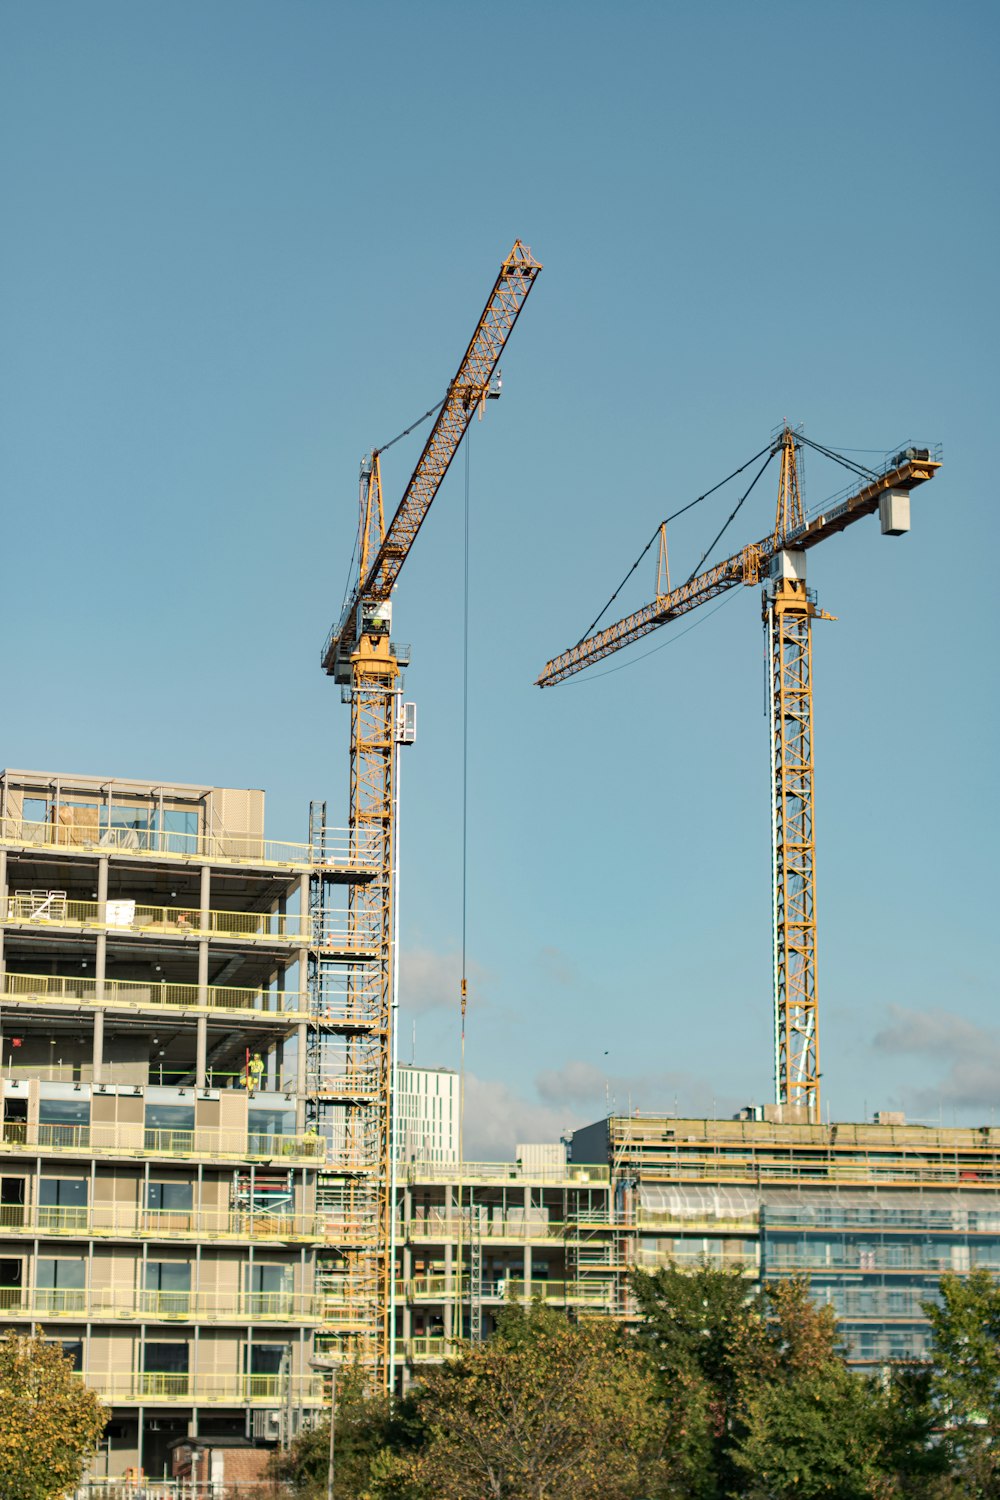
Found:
246,1052 -> 265,1093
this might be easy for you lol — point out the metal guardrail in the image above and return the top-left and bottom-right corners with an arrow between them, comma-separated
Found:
2,971 -> 311,1017
0,1203 -> 326,1240
0,1286 -> 323,1320
69,1372 -> 324,1402
0,813 -> 376,871
5,895 -> 363,946
1,1123 -> 326,1162
403,1160 -> 610,1184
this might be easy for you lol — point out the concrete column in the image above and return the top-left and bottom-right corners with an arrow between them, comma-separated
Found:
297,873 -> 310,942
524,1186 -> 532,1300
195,1015 -> 207,1090
295,1022 -> 307,1130
196,866 -> 211,1088
197,940 -> 209,1005
95,856 -> 109,1000
443,1238 -> 454,1341
0,848 -> 7,981
92,1009 -> 104,1086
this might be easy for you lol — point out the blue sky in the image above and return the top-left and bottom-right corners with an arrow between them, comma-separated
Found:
2,1 -> 997,1154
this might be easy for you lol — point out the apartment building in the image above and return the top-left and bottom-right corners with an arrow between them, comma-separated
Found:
0,768 -> 375,1480
394,1065 -> 458,1165
315,1152 -> 620,1387
570,1111 -> 1000,1366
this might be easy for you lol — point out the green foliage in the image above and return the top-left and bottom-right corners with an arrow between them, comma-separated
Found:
274,1267 -> 1000,1500
373,1302 -> 672,1500
924,1268 -> 1000,1497
0,1333 -> 107,1500
633,1265 -> 950,1499
271,1364 -> 421,1499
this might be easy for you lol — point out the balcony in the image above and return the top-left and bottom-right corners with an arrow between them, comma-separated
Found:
76,1371 -> 324,1404
0,1286 -> 323,1322
5,894 -> 373,952
1,971 -> 311,1020
0,1202 -> 326,1242
0,812 -> 376,874
0,1122 -> 325,1164
406,1214 -> 568,1243
392,1276 -> 612,1308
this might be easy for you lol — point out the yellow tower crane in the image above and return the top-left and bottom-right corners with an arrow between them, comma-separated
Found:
537,429 -> 940,1120
320,241 -> 541,1387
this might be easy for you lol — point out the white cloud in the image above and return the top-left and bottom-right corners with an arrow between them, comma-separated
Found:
399,947 -> 488,1016
535,1058 -> 739,1119
872,1005 -> 1000,1115
461,1074 -> 572,1161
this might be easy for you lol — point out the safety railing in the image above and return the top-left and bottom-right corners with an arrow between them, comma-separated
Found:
0,1286 -> 322,1321
2,971 -> 311,1017
406,1214 -> 566,1241
405,1335 -> 449,1359
0,1202 -> 325,1239
0,812 -> 377,871
402,1159 -> 609,1184
1,1122 -> 326,1163
612,1154 -> 1000,1187
76,1371 -> 324,1402
4,896 -> 338,945
393,1276 -> 612,1307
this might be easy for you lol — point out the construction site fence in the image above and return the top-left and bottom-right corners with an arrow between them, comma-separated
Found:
0,812 -> 376,870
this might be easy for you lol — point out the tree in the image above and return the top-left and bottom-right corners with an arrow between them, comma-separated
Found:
634,1266 -> 946,1499
373,1302 -> 673,1500
924,1267 -> 1000,1497
0,1333 -> 107,1500
631,1261 -> 768,1496
272,1364 -> 421,1499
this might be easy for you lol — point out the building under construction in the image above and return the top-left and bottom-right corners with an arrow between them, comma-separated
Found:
0,767 -> 379,1478
570,1111 -> 1000,1367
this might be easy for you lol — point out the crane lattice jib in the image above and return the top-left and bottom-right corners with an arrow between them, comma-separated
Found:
536,452 -> 940,686
323,240 -> 542,674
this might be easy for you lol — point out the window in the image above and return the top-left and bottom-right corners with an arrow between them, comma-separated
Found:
22,798 -> 48,824
145,1104 -> 195,1134
36,1258 -> 86,1313
45,1339 -> 82,1370
161,809 -> 198,854
38,1178 -> 87,1230
144,1262 -> 191,1314
146,1180 -> 193,1213
142,1342 -> 189,1397
248,1344 -> 289,1398
248,1263 -> 293,1315
38,1100 -> 90,1126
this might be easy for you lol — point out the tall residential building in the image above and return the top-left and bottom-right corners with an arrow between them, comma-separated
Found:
395,1065 -> 458,1164
0,768 -> 376,1481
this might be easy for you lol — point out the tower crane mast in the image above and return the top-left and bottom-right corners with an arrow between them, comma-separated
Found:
538,431 -> 940,1118
320,242 -> 541,1389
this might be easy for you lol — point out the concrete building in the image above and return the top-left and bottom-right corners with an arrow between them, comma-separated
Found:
395,1065 -> 458,1164
570,1111 -> 1000,1366
0,768 -> 367,1479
